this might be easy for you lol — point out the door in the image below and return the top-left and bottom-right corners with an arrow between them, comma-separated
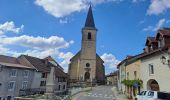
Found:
84,72 -> 90,81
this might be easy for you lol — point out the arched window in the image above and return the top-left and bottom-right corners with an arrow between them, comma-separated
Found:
88,32 -> 91,40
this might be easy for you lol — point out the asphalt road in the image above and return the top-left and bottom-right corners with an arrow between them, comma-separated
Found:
76,86 -> 115,100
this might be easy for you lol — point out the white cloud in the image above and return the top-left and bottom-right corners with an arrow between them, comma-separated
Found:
0,35 -> 72,50
0,45 -> 9,55
147,0 -> 170,15
35,0 -> 87,18
35,0 -> 122,18
0,34 -> 74,72
59,18 -> 69,24
143,18 -> 169,31
101,53 -> 120,71
9,49 -> 58,59
58,52 -> 74,72
132,0 -> 145,3
0,21 -> 24,35
0,21 -> 75,73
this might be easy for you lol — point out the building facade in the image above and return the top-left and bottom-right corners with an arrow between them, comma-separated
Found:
68,6 -> 105,85
117,28 -> 170,98
106,71 -> 118,86
0,55 -> 67,100
117,58 -> 127,93
140,28 -> 170,92
125,56 -> 142,98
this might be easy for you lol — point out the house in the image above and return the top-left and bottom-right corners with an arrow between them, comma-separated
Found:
106,71 -> 118,86
19,55 -> 68,95
118,28 -> 170,97
0,55 -> 35,100
124,54 -> 143,99
117,59 -> 126,94
0,55 -> 67,100
140,28 -> 170,92
117,56 -> 132,94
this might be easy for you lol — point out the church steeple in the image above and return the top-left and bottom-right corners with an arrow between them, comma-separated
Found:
84,5 -> 95,28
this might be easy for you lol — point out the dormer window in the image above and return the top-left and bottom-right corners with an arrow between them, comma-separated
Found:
158,40 -> 161,48
88,32 -> 91,40
150,45 -> 153,51
158,35 -> 164,48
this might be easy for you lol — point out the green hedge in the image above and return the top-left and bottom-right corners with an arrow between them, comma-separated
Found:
121,79 -> 143,87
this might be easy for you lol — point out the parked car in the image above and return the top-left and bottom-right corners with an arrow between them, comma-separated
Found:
136,90 -> 170,100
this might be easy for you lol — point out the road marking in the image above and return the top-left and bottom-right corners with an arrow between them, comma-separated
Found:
83,93 -> 115,99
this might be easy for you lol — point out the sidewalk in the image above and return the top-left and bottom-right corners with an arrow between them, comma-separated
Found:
112,87 -> 129,100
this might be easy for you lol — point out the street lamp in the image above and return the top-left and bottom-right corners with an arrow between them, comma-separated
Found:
160,56 -> 170,68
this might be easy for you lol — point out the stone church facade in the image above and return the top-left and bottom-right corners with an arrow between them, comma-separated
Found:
68,6 -> 105,84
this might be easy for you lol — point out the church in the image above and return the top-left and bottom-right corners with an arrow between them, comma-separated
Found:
68,5 -> 105,85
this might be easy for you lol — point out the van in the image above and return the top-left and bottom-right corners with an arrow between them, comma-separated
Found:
136,90 -> 170,100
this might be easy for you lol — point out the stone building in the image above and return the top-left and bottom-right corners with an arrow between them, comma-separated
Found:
0,55 -> 67,100
106,71 -> 118,86
68,6 -> 105,84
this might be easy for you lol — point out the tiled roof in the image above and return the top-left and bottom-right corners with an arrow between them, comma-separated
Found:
0,55 -> 34,69
159,28 -> 170,36
156,28 -> 170,39
106,71 -> 118,77
22,55 -> 50,72
0,62 -> 34,69
55,68 -> 67,78
0,55 -> 19,64
148,37 -> 155,41
140,44 -> 170,59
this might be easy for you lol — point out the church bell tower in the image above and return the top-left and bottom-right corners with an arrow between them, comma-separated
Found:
80,5 -> 97,82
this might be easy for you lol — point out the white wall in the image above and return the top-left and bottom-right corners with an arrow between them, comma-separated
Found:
0,67 -> 34,98
141,53 -> 170,92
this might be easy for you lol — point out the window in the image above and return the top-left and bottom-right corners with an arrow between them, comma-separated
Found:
8,81 -> 16,91
58,85 -> 61,90
158,40 -> 161,48
127,72 -> 129,80
23,70 -> 29,78
22,81 -> 28,89
150,45 -> 153,51
40,81 -> 46,86
149,64 -> 154,74
88,32 -> 91,40
9,69 -> 17,77
63,85 -> 65,90
41,73 -> 47,78
86,63 -> 90,67
158,36 -> 164,48
134,71 -> 137,79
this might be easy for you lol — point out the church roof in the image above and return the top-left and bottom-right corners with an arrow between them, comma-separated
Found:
84,5 -> 95,28
70,51 -> 104,63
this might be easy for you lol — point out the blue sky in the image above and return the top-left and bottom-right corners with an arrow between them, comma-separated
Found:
0,0 -> 170,74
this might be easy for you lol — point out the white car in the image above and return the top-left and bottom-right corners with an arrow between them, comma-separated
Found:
136,90 -> 170,100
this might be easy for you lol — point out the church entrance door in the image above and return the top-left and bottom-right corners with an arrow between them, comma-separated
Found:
84,72 -> 90,81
